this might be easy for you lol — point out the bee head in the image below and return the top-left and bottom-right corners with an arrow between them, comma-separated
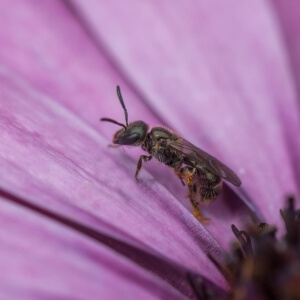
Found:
101,86 -> 149,146
113,121 -> 148,146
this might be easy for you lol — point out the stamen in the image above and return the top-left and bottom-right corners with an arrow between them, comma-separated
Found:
280,196 -> 300,245
231,224 -> 253,257
185,196 -> 300,299
207,253 -> 233,283
186,272 -> 207,300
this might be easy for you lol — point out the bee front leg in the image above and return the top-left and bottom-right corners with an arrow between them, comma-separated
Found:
135,155 -> 152,179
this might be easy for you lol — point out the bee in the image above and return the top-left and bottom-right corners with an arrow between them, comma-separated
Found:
101,86 -> 242,222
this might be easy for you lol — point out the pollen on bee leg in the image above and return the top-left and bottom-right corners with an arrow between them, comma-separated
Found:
187,183 -> 210,223
191,203 -> 211,223
178,166 -> 197,185
193,207 -> 210,223
186,170 -> 196,185
187,176 -> 193,185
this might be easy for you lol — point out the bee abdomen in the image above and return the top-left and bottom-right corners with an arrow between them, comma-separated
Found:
199,178 -> 222,204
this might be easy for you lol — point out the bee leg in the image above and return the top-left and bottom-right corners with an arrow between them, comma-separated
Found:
174,171 -> 185,186
175,166 -> 197,186
174,168 -> 185,186
187,183 -> 210,223
135,155 -> 152,179
186,167 -> 196,186
180,167 -> 210,222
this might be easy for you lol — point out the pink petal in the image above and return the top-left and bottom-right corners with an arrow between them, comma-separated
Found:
0,0 -> 264,250
273,0 -> 300,93
1,2 -> 299,296
0,69 -> 227,291
0,194 -> 189,300
272,0 -> 300,191
71,1 -> 300,229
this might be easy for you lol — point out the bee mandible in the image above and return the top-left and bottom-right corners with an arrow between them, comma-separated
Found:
101,86 -> 242,222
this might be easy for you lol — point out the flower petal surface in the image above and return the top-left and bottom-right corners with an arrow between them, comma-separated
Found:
0,0 -> 270,249
0,193 -> 190,300
72,0 -> 300,231
0,68 -> 227,291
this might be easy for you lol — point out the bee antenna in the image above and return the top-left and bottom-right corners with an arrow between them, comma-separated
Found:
100,118 -> 127,129
116,85 -> 129,127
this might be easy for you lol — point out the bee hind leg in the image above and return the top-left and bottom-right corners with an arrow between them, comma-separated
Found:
176,166 -> 196,186
180,166 -> 210,223
187,184 -> 210,223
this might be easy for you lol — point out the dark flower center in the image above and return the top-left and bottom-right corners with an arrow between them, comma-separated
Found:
192,196 -> 300,300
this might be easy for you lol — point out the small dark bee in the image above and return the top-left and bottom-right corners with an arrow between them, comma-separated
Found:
101,86 -> 242,222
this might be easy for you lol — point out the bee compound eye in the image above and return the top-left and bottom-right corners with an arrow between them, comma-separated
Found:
118,132 -> 141,145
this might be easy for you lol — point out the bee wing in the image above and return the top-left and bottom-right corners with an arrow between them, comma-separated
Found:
167,138 -> 241,186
